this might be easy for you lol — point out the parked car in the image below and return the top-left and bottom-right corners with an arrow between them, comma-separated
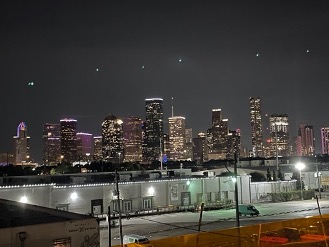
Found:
315,188 -> 325,192
123,234 -> 153,247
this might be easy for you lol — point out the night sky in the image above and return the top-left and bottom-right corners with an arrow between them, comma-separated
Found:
1,1 -> 329,162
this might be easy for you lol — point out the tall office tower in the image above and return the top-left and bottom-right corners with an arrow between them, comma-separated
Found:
60,118 -> 77,163
226,129 -> 241,159
123,116 -> 143,162
269,114 -> 290,157
185,128 -> 193,160
93,136 -> 102,160
77,132 -> 93,161
211,109 -> 229,159
250,97 -> 263,157
321,127 -> 329,155
42,123 -> 61,165
193,132 -> 207,163
297,124 -> 315,156
102,114 -> 124,163
13,122 -> 30,165
143,98 -> 164,162
168,116 -> 186,161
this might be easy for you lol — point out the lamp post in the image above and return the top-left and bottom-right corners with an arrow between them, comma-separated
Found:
295,162 -> 305,200
118,152 -> 121,164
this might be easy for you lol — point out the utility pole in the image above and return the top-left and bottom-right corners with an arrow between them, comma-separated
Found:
316,159 -> 322,199
234,150 -> 240,227
115,171 -> 123,245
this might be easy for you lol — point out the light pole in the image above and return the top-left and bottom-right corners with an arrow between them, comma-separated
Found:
295,162 -> 305,200
118,152 -> 121,164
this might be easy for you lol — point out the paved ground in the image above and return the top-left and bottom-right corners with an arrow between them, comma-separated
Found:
100,197 -> 329,246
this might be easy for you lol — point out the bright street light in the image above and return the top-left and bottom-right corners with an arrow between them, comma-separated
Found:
295,162 -> 305,200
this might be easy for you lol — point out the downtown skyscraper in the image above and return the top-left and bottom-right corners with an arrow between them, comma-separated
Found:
269,114 -> 290,157
123,116 -> 143,162
102,114 -> 124,163
296,124 -> 315,156
60,118 -> 77,163
13,122 -> 30,165
76,132 -> 93,160
143,98 -> 164,163
321,127 -> 329,155
250,97 -> 263,157
210,109 -> 228,159
42,123 -> 61,165
168,116 -> 186,161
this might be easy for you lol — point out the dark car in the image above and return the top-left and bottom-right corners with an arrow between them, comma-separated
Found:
315,188 -> 325,192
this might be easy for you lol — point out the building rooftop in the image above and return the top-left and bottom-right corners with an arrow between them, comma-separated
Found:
0,198 -> 93,228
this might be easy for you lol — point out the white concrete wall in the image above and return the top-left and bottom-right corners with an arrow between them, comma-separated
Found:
0,218 -> 99,247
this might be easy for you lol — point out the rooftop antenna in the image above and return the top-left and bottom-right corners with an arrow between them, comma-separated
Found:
171,97 -> 174,117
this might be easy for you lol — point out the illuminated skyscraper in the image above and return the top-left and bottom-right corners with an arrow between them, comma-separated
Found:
297,124 -> 315,156
193,132 -> 207,163
143,98 -> 164,162
77,132 -> 93,160
185,128 -> 193,160
60,118 -> 77,163
211,109 -> 228,159
42,123 -> 61,165
93,136 -> 102,160
102,114 -> 124,163
227,129 -> 241,159
321,127 -> 329,155
13,122 -> 30,165
269,114 -> 290,157
250,97 -> 263,157
168,116 -> 186,161
123,116 -> 143,162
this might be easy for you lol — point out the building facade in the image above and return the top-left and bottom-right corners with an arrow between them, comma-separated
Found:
143,98 -> 164,163
123,116 -> 143,162
77,132 -> 93,161
102,115 -> 124,163
185,128 -> 193,161
42,123 -> 61,165
13,122 -> 30,165
210,109 -> 229,159
250,97 -> 263,157
93,136 -> 102,160
297,124 -> 315,156
321,127 -> 329,155
168,116 -> 186,161
60,119 -> 78,163
269,114 -> 290,157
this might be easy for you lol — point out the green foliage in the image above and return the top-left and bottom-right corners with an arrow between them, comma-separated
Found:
250,172 -> 266,182
272,169 -> 277,181
218,171 -> 235,177
266,168 -> 271,181
268,190 -> 316,202
278,168 -> 284,181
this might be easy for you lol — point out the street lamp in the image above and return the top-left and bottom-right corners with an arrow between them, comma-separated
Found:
295,162 -> 305,200
118,152 -> 121,164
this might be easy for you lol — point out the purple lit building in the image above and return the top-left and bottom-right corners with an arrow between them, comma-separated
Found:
13,122 -> 30,165
77,132 -> 93,160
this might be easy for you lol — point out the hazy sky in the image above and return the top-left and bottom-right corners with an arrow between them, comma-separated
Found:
1,1 -> 329,161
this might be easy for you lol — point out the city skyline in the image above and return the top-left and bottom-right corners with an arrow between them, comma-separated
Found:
1,1 -> 329,161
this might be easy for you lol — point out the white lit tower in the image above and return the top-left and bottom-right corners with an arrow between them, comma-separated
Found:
269,114 -> 290,157
102,114 -> 124,163
250,97 -> 263,157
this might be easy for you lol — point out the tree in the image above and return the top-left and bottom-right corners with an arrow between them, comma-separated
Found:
250,172 -> 266,182
266,168 -> 272,181
272,169 -> 277,181
278,168 -> 284,181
